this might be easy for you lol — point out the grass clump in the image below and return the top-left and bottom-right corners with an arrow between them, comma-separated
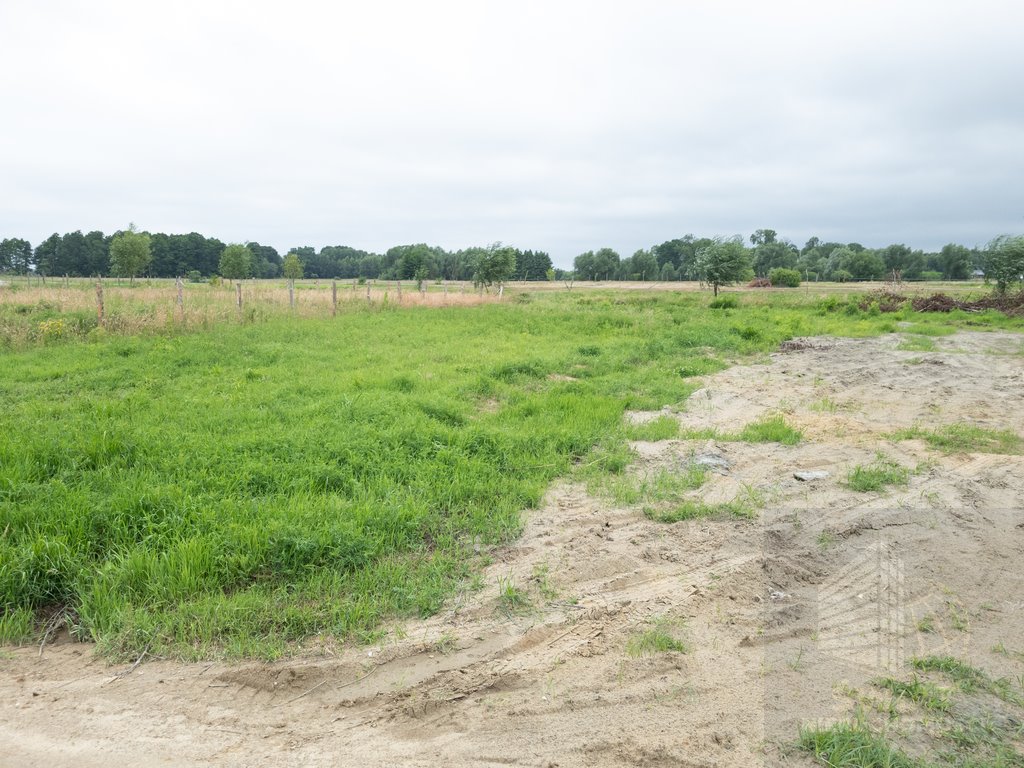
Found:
735,414 -> 803,445
798,720 -> 921,767
911,656 -> 1022,705
626,616 -> 688,656
496,575 -> 531,617
897,335 -> 938,352
846,455 -> 910,492
873,676 -> 951,713
644,499 -> 756,523
890,423 -> 1023,455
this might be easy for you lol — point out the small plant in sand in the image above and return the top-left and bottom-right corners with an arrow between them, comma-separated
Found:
626,616 -> 688,657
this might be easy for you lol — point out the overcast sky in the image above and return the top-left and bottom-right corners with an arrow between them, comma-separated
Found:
2,1 -> 1022,267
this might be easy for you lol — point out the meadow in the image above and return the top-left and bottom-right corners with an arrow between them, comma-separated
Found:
2,279 -> 1021,659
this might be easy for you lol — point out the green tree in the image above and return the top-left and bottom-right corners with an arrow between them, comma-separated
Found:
282,252 -> 304,280
984,235 -> 1024,293
695,236 -> 751,295
219,243 -> 253,280
109,224 -> 152,285
0,238 -> 33,273
472,242 -> 517,289
938,243 -> 972,280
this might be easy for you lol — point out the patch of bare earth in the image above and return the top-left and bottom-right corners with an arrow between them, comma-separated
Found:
2,331 -> 1022,767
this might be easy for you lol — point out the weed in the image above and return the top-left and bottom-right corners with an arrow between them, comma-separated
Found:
897,335 -> 938,352
846,455 -> 910,492
890,423 -> 1023,454
496,576 -> 531,616
531,563 -> 558,601
626,616 -> 688,657
873,676 -> 951,712
917,615 -> 936,633
809,397 -> 840,414
735,414 -> 802,445
644,497 -> 757,523
798,720 -> 920,767
911,656 -> 1022,705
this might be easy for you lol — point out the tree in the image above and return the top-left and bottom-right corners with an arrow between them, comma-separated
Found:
219,243 -> 253,280
938,243 -> 972,280
282,252 -> 304,280
695,236 -> 751,295
472,242 -> 517,289
629,249 -> 659,281
843,249 -> 886,280
0,238 -> 32,273
109,224 -> 152,285
984,235 -> 1024,293
750,229 -> 778,247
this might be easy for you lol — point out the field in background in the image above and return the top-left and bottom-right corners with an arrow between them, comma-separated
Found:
2,283 -> 1022,661
0,275 -> 995,349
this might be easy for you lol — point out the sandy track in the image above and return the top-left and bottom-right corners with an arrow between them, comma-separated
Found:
2,330 -> 1023,767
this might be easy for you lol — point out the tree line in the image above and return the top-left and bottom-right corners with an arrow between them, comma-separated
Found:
573,229 -> 994,283
0,229 -> 554,283
2,226 -> 1021,291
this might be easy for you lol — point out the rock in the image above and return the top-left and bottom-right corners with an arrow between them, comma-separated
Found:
793,470 -> 830,482
692,453 -> 731,473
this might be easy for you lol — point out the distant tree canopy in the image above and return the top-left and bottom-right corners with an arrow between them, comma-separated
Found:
0,225 -> 1013,286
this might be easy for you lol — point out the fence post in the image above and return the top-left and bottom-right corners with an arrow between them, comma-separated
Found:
331,280 -> 337,317
366,280 -> 372,303
396,280 -> 402,303
236,281 -> 242,316
96,281 -> 104,326
176,276 -> 184,320
288,279 -> 295,309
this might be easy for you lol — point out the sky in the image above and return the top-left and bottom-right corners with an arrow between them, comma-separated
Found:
2,1 -> 1022,268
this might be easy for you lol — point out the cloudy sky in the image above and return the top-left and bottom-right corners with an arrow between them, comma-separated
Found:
2,1 -> 1022,267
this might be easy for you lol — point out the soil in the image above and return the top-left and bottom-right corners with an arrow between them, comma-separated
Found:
3,330 -> 1023,767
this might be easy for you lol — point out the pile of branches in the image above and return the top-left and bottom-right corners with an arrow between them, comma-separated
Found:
859,290 -> 1024,316
748,277 -> 772,288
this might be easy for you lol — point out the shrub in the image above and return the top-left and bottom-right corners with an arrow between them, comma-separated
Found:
769,268 -> 801,287
709,295 -> 739,309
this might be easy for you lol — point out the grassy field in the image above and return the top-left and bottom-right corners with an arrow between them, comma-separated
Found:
2,282 -> 1022,659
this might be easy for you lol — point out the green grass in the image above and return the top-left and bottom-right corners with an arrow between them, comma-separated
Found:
734,414 -> 803,445
890,424 -> 1023,455
911,656 -> 1022,706
624,415 -> 680,441
847,455 -> 911,492
799,721 -> 921,767
496,575 -> 531,616
873,676 -> 951,713
589,465 -> 709,506
2,288 -> 1021,658
626,616 -> 688,656
643,498 -> 757,523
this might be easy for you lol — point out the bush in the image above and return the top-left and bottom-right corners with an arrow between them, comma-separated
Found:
709,295 -> 739,309
833,269 -> 853,283
186,270 -> 203,283
920,271 -> 942,281
769,268 -> 801,287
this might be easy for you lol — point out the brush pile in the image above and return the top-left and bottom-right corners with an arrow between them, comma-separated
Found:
859,290 -> 1024,316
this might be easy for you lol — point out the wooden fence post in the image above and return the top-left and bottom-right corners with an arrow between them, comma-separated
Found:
288,279 -> 295,309
331,280 -> 337,317
96,282 -> 104,326
396,280 -> 402,303
236,281 -> 243,315
176,276 -> 184,320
